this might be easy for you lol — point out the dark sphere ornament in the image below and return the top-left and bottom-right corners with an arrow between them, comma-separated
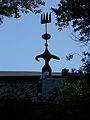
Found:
42,33 -> 51,40
45,43 -> 48,47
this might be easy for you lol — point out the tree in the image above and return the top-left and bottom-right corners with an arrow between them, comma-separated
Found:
61,68 -> 69,77
0,0 -> 45,24
47,79 -> 90,120
52,0 -> 90,45
66,51 -> 90,73
82,54 -> 90,73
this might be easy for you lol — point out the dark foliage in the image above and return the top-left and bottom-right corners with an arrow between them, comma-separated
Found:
66,51 -> 90,73
0,99 -> 89,120
52,0 -> 90,44
0,0 -> 45,23
46,73 -> 90,120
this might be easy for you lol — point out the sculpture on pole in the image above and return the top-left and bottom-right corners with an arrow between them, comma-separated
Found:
35,13 -> 60,77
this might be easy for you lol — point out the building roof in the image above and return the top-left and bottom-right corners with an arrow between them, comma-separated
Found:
0,71 -> 61,77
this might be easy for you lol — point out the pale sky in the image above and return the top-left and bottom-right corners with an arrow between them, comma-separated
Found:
0,0 -> 83,72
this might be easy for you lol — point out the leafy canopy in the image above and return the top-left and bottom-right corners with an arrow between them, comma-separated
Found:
52,0 -> 90,45
0,0 -> 45,23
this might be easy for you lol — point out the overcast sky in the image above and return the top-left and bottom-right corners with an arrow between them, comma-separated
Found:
0,0 -> 83,72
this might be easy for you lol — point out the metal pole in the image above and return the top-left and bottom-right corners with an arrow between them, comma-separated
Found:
45,23 -> 47,34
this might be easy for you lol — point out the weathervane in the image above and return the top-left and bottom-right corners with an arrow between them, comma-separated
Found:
35,13 -> 60,77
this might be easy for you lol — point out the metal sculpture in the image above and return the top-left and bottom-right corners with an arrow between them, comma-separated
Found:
35,13 -> 60,77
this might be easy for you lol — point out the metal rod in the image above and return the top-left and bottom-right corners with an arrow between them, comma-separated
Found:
45,23 -> 47,34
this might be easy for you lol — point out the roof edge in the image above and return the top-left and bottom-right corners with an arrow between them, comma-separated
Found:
0,71 -> 61,76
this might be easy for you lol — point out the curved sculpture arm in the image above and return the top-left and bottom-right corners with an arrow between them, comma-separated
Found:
51,54 -> 60,60
35,54 -> 43,61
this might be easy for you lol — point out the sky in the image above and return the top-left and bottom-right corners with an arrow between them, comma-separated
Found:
0,0 -> 83,72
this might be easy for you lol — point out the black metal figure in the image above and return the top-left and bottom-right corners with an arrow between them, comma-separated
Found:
35,13 -> 60,77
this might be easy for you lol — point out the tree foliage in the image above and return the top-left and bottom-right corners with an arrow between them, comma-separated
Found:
66,51 -> 90,73
0,0 -> 45,23
52,0 -> 90,45
47,79 -> 90,120
49,79 -> 89,101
